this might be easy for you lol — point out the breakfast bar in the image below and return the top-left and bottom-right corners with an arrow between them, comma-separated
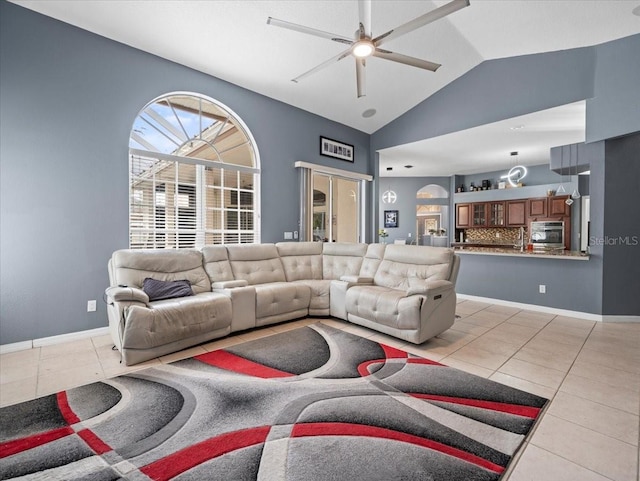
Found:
453,246 -> 590,260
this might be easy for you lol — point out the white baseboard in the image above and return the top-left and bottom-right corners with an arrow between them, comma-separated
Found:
457,294 -> 639,323
0,340 -> 32,355
601,315 -> 640,323
0,327 -> 110,355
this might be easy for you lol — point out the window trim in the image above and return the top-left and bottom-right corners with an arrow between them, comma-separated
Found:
129,92 -> 261,248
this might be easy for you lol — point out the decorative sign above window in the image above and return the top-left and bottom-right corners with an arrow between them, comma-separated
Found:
382,190 -> 397,204
320,136 -> 354,162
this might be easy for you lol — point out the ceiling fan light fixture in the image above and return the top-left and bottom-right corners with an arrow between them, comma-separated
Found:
352,40 -> 374,58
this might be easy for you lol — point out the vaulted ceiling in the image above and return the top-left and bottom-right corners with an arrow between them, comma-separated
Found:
11,0 -> 640,174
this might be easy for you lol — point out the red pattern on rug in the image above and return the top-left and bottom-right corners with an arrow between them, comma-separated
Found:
141,425 -> 271,481
0,427 -> 73,458
196,350 -> 295,378
291,422 -> 504,474
410,393 -> 542,418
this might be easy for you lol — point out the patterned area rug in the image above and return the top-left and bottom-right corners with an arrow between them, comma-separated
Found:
0,323 -> 548,480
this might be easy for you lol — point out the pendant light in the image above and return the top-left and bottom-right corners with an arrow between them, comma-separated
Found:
556,146 -> 566,194
564,145 -> 574,206
571,144 -> 581,200
500,151 -> 527,187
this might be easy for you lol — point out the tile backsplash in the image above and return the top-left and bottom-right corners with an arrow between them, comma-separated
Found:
465,227 -> 526,243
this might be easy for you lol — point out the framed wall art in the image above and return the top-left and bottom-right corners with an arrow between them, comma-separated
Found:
384,210 -> 399,228
320,136 -> 354,162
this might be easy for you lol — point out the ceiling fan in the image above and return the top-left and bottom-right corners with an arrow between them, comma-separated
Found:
267,0 -> 470,98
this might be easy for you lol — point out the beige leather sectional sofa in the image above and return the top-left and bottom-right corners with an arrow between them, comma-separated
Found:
106,242 -> 460,365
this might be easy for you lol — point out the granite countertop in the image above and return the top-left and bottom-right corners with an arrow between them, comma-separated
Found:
453,246 -> 590,260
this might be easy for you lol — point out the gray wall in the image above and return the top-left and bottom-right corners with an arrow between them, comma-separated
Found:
371,35 -> 640,316
458,164 -> 562,191
587,35 -> 640,142
0,2 -> 370,344
378,177 -> 450,243
602,133 -> 640,315
372,47 -> 595,151
455,255 -> 602,314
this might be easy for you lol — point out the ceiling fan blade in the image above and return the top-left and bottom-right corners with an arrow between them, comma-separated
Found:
292,47 -> 353,83
356,58 -> 366,98
373,49 -> 441,72
374,0 -> 469,47
267,17 -> 353,44
358,0 -> 372,38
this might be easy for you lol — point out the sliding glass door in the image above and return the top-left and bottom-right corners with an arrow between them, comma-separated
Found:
313,173 -> 359,242
297,161 -> 372,243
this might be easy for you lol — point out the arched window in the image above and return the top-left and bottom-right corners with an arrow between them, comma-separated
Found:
416,184 -> 449,199
415,184 -> 449,245
129,93 -> 260,248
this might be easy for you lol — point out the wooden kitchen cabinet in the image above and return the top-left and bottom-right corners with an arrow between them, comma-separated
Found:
455,195 -> 571,229
472,203 -> 488,227
549,195 -> 571,217
456,203 -> 471,228
488,201 -> 505,227
527,197 -> 547,219
506,200 -> 526,226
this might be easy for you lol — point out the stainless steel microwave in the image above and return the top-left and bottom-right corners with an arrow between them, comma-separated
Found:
530,221 -> 564,249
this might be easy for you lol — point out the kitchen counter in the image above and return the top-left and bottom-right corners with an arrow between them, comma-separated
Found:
453,246 -> 590,260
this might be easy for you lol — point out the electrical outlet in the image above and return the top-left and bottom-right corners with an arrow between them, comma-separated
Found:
539,285 -> 546,294
284,232 -> 293,240
87,300 -> 97,312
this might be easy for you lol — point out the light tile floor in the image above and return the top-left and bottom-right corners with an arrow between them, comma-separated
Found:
1,301 -> 638,481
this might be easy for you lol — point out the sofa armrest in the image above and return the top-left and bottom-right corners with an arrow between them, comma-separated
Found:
105,286 -> 149,305
339,275 -> 374,284
211,280 -> 249,289
330,278 -> 372,320
212,285 -> 256,332
406,279 -> 453,297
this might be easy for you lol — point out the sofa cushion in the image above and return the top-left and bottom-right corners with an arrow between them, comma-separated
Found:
322,242 -> 367,280
254,282 -> 311,319
360,243 -> 386,278
226,244 -> 286,285
202,245 -> 235,283
142,278 -> 193,302
277,241 -> 323,281
345,285 -> 422,330
124,292 -> 232,349
111,249 -> 210,294
374,245 -> 454,290
292,279 -> 331,311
